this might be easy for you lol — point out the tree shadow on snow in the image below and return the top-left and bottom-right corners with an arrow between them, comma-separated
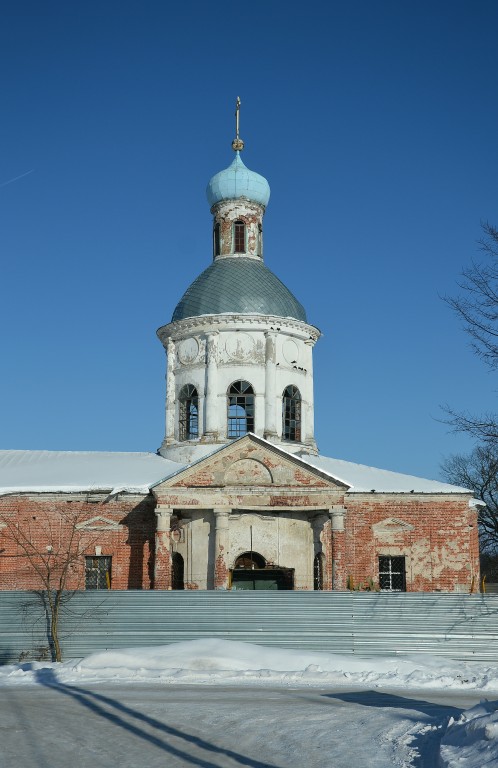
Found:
323,690 -> 463,720
323,690 -> 464,768
33,668 -> 281,768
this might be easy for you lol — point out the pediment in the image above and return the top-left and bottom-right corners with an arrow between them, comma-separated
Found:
76,516 -> 122,531
372,517 -> 414,534
154,435 -> 348,491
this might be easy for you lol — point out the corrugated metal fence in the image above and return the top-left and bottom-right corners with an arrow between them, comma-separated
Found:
2,590 -> 498,664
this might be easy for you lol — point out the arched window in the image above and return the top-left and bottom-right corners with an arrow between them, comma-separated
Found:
282,385 -> 301,441
234,551 -> 266,569
213,222 -> 221,257
227,380 -> 254,438
179,384 -> 199,441
234,220 -> 246,253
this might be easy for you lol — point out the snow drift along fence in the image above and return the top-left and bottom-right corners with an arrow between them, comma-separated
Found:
2,590 -> 498,664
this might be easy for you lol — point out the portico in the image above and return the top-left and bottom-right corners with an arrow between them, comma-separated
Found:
152,434 -> 348,591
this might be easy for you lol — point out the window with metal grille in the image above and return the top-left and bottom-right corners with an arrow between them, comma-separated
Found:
234,220 -> 246,253
314,553 -> 324,590
282,385 -> 302,441
85,556 -> 111,590
378,555 -> 406,591
213,223 -> 221,257
227,380 -> 254,438
179,384 -> 199,440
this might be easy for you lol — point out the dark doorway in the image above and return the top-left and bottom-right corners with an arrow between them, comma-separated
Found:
172,553 -> 185,590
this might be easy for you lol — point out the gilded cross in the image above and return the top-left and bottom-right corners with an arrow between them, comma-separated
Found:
232,96 -> 244,152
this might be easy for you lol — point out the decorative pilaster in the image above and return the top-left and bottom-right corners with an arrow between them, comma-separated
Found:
264,331 -> 277,439
165,339 -> 176,445
303,342 -> 317,450
204,332 -> 219,439
213,508 -> 230,589
330,505 -> 346,590
154,506 -> 172,590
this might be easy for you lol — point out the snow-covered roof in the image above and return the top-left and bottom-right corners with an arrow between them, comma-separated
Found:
0,450 -> 184,496
297,453 -> 470,494
0,445 -> 470,496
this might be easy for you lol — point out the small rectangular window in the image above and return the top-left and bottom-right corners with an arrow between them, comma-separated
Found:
378,555 -> 406,591
85,555 -> 112,590
214,223 -> 221,256
234,221 -> 245,253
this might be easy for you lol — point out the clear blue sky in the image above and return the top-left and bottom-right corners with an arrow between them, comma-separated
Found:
1,0 -> 497,481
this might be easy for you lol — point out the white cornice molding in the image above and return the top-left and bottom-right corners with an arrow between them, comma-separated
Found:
157,314 -> 321,345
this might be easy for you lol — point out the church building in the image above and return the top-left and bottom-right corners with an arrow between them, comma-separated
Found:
0,105 -> 480,594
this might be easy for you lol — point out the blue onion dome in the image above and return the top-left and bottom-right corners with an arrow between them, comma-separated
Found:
206,152 -> 271,208
172,258 -> 307,323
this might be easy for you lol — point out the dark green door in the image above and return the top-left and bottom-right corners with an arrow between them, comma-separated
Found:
231,569 -> 293,590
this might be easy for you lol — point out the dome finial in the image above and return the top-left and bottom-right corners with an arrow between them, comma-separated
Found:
231,96 -> 245,152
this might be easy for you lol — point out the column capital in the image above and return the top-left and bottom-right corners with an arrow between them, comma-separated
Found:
155,506 -> 173,531
213,508 -> 231,528
213,507 -> 231,516
329,505 -> 346,531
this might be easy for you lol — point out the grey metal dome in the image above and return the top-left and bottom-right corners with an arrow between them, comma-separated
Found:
171,257 -> 307,323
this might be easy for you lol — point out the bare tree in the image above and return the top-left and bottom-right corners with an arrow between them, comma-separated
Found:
445,222 -> 498,369
0,508 -> 98,661
443,223 -> 498,441
441,445 -> 498,553
441,222 -> 498,569
441,408 -> 498,444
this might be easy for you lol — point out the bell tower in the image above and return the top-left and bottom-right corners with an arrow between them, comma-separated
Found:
157,99 -> 320,463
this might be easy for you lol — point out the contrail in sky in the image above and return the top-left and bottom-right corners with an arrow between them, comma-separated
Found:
0,169 -> 34,189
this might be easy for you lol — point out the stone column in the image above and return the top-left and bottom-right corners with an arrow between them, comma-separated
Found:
154,506 -> 172,590
164,339 -> 176,445
204,332 -> 219,439
213,508 -> 230,589
264,331 -> 277,440
311,513 -> 330,590
330,505 -> 346,590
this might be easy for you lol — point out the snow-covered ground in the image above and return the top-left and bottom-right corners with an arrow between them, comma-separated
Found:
1,639 -> 497,767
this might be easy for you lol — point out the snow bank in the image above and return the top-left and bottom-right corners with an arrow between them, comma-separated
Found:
440,700 -> 498,767
1,638 -> 497,692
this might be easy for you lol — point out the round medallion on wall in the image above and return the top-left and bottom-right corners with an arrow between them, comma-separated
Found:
224,459 -> 273,486
177,337 -> 199,365
282,338 -> 299,365
225,333 -> 255,362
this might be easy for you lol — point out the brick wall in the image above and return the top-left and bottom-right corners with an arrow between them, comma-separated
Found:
343,494 -> 480,592
0,490 -> 480,593
0,493 -> 156,590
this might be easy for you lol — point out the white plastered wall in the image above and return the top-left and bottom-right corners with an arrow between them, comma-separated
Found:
158,315 -> 320,462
